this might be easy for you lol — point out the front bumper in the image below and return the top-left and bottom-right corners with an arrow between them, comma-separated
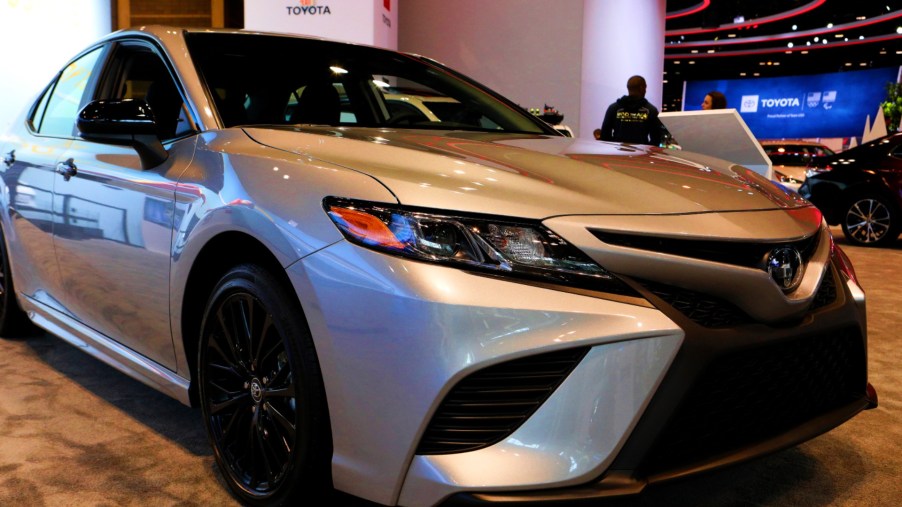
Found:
438,262 -> 874,505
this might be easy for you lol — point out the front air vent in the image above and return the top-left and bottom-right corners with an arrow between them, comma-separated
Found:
416,347 -> 590,455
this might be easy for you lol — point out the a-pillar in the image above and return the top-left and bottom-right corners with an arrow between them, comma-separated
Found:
580,0 -> 666,138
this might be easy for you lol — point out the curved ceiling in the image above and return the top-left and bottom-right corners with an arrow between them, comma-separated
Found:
662,0 -> 902,110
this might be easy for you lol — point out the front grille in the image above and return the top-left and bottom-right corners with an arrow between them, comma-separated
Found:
639,280 -> 752,328
590,230 -> 820,271
640,328 -> 865,475
417,347 -> 590,455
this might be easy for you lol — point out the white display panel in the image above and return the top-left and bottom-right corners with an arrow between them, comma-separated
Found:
0,0 -> 111,133
660,109 -> 774,179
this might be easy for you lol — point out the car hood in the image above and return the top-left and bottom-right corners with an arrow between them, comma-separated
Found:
244,127 -> 809,219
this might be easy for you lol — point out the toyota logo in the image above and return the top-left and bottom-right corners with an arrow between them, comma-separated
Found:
250,379 -> 264,403
767,247 -> 804,292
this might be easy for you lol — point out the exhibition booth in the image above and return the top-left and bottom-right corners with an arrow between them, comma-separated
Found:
0,2 -> 900,507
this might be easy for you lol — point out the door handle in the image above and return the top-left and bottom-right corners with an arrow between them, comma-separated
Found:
56,158 -> 78,181
2,150 -> 13,167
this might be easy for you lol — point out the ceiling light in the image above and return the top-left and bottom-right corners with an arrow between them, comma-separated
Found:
827,23 -> 833,28
835,34 -> 843,38
728,34 -> 736,38
814,36 -> 819,42
801,50 -> 809,54
845,62 -> 852,66
674,60 -> 681,64
787,42 -> 794,48
860,63 -> 867,66
707,50 -> 715,53
792,25 -> 798,30
740,72 -> 747,76
773,62 -> 780,66
734,15 -> 745,23
689,61 -> 696,65
822,39 -> 828,44
753,72 -> 760,76
857,16 -> 866,20
897,26 -> 902,34
860,35 -> 865,40
807,41 -> 812,46
691,49 -> 699,53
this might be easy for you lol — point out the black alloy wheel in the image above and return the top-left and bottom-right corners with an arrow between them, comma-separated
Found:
0,225 -> 33,336
198,264 -> 331,505
841,196 -> 899,247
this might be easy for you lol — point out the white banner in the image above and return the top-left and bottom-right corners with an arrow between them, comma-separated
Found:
245,0 -> 398,50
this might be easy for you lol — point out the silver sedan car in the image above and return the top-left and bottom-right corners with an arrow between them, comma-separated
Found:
0,27 -> 877,506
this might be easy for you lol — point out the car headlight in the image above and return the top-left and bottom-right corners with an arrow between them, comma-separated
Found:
324,198 -> 638,297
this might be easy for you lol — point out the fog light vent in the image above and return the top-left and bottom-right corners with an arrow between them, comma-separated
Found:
416,346 -> 589,455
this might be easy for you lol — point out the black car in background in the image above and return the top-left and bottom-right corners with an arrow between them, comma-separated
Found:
800,133 -> 902,247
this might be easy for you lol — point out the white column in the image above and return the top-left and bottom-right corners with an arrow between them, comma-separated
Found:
0,0 -> 111,134
580,0 -> 666,138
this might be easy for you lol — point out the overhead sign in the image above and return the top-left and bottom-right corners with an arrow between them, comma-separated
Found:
684,67 -> 901,139
245,0 -> 397,50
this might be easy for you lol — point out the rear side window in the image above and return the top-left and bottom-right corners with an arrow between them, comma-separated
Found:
33,48 -> 104,137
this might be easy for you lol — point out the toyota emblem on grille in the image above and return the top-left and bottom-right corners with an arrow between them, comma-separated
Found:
766,247 -> 804,291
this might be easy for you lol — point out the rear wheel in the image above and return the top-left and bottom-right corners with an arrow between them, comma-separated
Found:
841,195 -> 899,247
0,226 -> 34,337
198,264 -> 331,506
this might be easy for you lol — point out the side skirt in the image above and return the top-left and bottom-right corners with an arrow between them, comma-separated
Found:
21,295 -> 192,406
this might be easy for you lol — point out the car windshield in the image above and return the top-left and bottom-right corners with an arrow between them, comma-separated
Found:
185,32 -> 552,135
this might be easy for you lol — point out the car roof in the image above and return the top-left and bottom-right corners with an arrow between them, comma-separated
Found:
758,140 -> 829,147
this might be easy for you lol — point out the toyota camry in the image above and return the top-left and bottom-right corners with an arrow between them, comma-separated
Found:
0,27 -> 876,506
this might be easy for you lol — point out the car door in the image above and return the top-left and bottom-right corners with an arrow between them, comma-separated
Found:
52,40 -> 197,369
1,46 -> 106,314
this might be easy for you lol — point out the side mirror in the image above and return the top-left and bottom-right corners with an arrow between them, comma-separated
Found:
77,99 -> 168,168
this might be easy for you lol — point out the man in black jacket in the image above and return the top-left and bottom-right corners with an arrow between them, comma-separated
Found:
599,75 -> 662,146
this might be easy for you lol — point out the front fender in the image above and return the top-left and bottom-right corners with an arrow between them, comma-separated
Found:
167,129 -> 398,376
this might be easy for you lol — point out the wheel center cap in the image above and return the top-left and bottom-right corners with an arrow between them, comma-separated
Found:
250,378 -> 264,403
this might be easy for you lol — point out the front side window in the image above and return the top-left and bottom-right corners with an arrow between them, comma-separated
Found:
35,47 -> 104,138
101,42 -> 193,140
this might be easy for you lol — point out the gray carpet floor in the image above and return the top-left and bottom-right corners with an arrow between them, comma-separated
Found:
1,227 -> 899,506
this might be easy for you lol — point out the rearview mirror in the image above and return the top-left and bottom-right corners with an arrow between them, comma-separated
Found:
77,99 -> 168,168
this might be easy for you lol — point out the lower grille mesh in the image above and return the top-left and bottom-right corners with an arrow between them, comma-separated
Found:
640,280 -> 752,328
811,267 -> 838,311
416,347 -> 590,455
640,328 -> 865,475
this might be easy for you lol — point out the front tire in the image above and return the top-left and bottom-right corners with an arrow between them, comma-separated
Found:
198,264 -> 331,506
0,225 -> 34,337
841,195 -> 899,247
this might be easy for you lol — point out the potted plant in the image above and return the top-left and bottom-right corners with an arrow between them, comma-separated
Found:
881,82 -> 902,132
